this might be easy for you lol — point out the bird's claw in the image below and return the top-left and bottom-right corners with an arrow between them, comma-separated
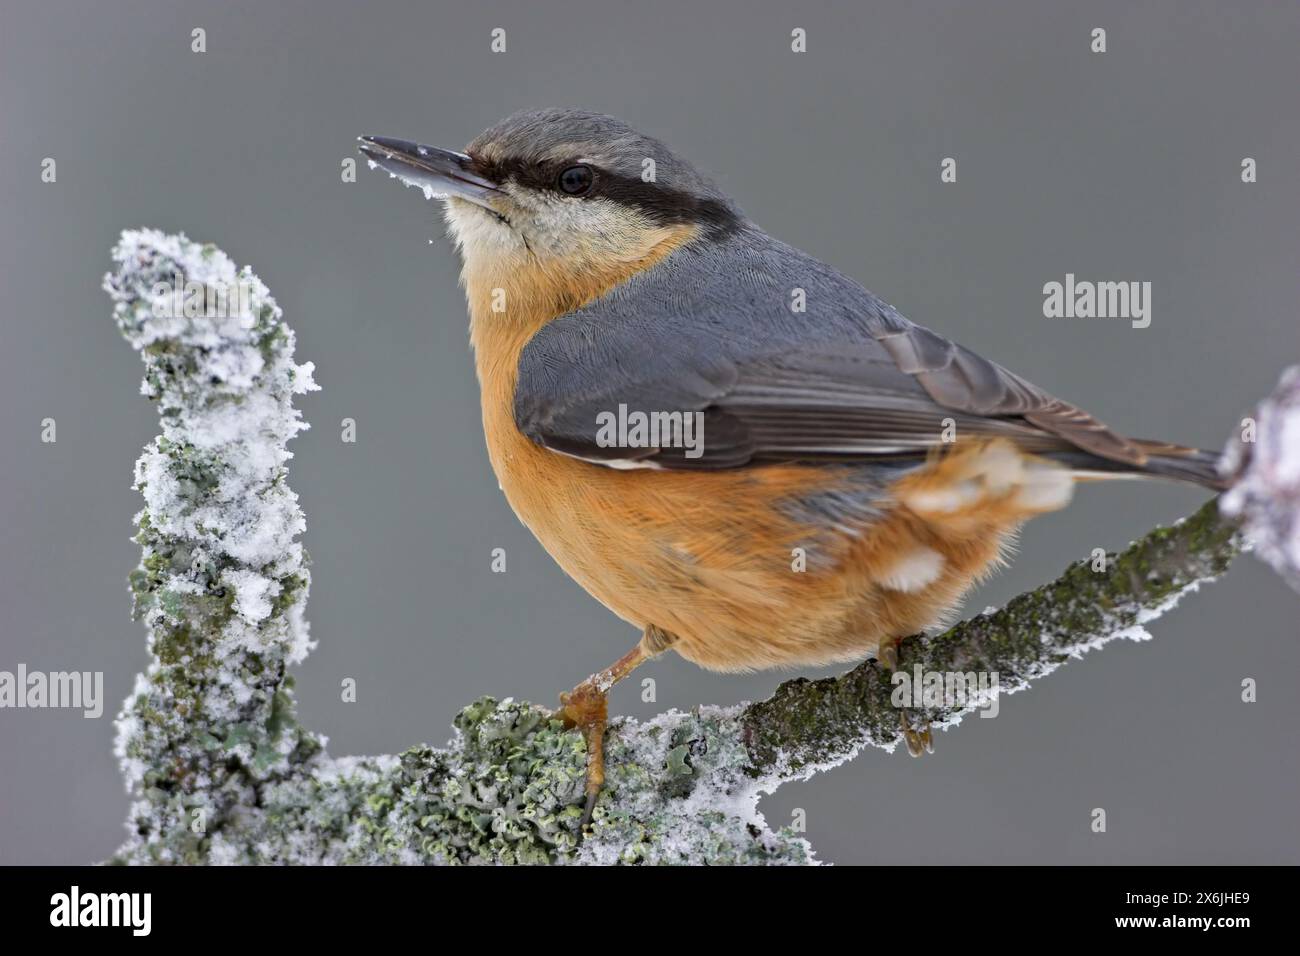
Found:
878,640 -> 933,757
555,680 -> 609,837
900,711 -> 934,757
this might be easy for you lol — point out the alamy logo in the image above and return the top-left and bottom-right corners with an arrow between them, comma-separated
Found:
890,665 -> 1001,718
1043,273 -> 1151,328
595,404 -> 705,459
0,664 -> 103,717
49,886 -> 151,936
151,272 -> 252,318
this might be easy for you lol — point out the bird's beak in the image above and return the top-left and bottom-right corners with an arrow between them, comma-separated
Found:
357,136 -> 500,208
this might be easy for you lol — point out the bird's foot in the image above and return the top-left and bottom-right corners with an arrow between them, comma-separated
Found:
877,638 -> 934,758
899,710 -> 934,757
555,678 -> 609,834
550,633 -> 671,838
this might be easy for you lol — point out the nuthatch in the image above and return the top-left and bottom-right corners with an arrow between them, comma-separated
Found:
359,109 -> 1225,826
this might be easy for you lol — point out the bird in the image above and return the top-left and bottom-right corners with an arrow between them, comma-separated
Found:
357,108 -> 1226,828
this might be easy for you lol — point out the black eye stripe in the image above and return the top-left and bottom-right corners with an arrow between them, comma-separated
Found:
475,155 -> 741,235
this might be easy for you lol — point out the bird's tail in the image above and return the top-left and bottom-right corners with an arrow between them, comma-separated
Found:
1045,439 -> 1229,491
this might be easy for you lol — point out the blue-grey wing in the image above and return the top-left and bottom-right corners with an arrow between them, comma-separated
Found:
514,227 -> 1144,470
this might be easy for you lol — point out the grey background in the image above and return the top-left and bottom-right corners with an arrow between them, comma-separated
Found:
1,0 -> 1297,865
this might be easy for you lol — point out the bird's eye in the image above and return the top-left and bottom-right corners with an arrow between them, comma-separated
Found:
557,165 -> 593,195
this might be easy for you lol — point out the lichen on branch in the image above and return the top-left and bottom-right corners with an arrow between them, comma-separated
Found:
105,230 -> 1264,866
106,229 -> 324,862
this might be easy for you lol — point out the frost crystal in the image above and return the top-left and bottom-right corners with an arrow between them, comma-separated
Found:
1221,365 -> 1300,591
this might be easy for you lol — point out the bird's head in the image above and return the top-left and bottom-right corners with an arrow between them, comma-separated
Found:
359,109 -> 740,308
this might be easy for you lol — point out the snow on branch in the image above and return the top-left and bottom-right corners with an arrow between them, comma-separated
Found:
1220,366 -> 1300,591
104,230 -> 1284,866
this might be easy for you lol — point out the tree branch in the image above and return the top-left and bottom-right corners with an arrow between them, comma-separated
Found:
104,230 -> 1269,866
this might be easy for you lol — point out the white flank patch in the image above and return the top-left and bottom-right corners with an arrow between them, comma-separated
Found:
1016,463 -> 1076,511
879,547 -> 945,593
902,479 -> 981,514
972,441 -> 1024,494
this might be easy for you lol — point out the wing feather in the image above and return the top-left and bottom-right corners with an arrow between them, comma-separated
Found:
514,226 -> 1143,470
